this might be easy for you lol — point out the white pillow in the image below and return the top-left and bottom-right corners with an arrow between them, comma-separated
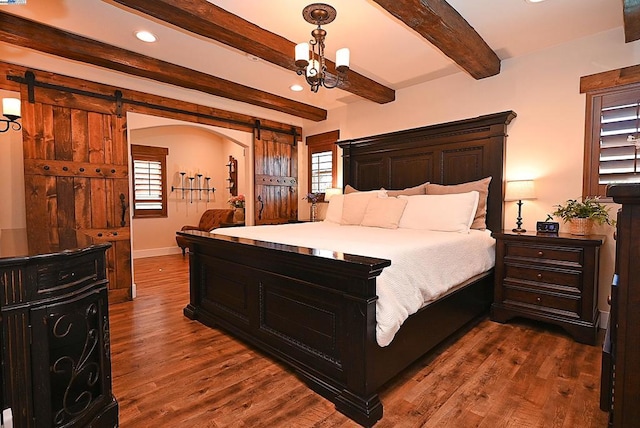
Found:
360,197 -> 408,229
341,190 -> 385,225
324,194 -> 344,223
398,191 -> 479,233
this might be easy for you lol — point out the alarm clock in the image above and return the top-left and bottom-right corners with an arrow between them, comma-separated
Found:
536,221 -> 560,235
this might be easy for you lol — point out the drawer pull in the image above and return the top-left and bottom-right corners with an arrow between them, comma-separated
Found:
537,273 -> 543,279
536,296 -> 541,303
537,251 -> 544,257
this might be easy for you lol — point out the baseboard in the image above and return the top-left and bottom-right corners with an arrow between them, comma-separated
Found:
600,310 -> 610,329
132,246 -> 182,259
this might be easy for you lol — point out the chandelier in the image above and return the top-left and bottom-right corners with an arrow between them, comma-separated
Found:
294,3 -> 350,92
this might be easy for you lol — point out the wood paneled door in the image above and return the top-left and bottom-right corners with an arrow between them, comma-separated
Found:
21,86 -> 132,303
254,129 -> 298,224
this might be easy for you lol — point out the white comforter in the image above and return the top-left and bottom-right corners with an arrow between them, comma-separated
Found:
211,222 -> 495,347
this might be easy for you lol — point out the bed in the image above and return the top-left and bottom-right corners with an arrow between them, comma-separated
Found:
178,111 -> 516,426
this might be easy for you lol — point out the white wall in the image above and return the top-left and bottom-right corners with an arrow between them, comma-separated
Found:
301,27 -> 640,322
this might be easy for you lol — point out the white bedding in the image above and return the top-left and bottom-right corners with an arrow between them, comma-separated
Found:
211,222 -> 495,347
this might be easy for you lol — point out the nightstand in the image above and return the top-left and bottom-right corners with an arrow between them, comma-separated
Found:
491,231 -> 604,345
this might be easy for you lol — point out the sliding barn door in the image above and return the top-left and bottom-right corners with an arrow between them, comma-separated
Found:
21,87 -> 132,303
254,129 -> 298,224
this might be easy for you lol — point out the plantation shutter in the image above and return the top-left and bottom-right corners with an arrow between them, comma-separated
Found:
131,144 -> 168,218
599,92 -> 640,185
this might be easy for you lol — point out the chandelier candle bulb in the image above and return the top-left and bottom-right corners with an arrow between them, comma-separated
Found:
2,98 -> 20,118
295,43 -> 310,67
307,59 -> 320,78
336,48 -> 350,71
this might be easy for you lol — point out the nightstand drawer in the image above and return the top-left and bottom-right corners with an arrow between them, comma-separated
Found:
505,242 -> 583,265
503,285 -> 580,317
504,264 -> 582,290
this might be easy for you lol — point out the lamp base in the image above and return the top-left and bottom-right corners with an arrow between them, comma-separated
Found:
512,227 -> 527,233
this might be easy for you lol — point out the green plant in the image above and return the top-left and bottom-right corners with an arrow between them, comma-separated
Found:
551,197 -> 614,225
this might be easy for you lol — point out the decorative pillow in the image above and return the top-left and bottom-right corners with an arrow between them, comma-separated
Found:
384,182 -> 429,197
398,191 -> 480,233
360,197 -> 408,229
426,177 -> 491,230
324,194 -> 344,223
344,184 -> 359,194
346,182 -> 428,197
341,190 -> 383,225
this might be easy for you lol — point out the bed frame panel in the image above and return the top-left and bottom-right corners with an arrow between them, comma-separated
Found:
180,111 -> 516,427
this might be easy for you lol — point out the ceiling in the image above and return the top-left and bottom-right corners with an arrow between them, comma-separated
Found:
0,0 -> 628,120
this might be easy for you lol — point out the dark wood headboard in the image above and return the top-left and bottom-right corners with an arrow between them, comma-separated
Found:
337,111 -> 517,232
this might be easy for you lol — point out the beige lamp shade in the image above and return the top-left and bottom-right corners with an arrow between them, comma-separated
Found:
2,98 -> 20,118
505,180 -> 536,201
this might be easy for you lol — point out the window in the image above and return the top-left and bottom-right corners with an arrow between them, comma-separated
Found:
582,74 -> 640,198
131,144 -> 169,218
306,130 -> 339,198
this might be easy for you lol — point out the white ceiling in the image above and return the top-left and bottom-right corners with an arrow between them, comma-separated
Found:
0,0 -> 624,112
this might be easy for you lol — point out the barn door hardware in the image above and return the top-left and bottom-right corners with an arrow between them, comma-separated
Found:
255,120 -> 261,141
115,90 -> 123,118
119,193 -> 128,227
25,71 -> 35,103
257,195 -> 264,220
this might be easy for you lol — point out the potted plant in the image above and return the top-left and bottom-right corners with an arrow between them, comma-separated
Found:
228,194 -> 246,223
551,197 -> 614,235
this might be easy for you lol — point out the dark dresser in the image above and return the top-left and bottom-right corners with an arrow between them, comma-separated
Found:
601,184 -> 640,427
0,229 -> 118,428
491,230 -> 604,345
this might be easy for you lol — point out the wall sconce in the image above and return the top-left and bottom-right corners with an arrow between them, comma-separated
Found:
1,98 -> 21,133
172,170 -> 216,203
226,155 -> 238,196
505,179 -> 536,233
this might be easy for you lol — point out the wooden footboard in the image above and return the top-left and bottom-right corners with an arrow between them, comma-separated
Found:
179,230 -> 493,426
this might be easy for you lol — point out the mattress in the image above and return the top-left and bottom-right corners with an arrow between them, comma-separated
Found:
212,221 -> 495,346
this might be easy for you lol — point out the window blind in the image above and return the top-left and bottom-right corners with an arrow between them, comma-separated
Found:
131,144 -> 168,218
133,159 -> 163,210
599,96 -> 640,185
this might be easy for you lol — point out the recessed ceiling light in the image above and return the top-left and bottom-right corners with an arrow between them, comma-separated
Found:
135,31 -> 157,43
525,0 -> 547,3
290,84 -> 304,92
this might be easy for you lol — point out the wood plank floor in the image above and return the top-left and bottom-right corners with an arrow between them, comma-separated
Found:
110,254 -> 609,427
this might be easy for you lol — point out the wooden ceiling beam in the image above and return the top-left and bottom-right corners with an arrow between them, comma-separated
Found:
0,11 -> 327,121
623,0 -> 640,43
108,0 -> 395,104
372,0 -> 500,79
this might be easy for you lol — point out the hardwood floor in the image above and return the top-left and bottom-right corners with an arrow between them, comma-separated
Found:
110,254 -> 608,427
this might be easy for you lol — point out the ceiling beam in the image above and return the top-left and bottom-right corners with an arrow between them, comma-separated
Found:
372,0 -> 500,79
0,11 -> 327,121
107,0 -> 395,104
623,0 -> 640,43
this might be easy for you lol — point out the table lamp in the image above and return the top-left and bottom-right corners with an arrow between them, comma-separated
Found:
505,180 -> 536,233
